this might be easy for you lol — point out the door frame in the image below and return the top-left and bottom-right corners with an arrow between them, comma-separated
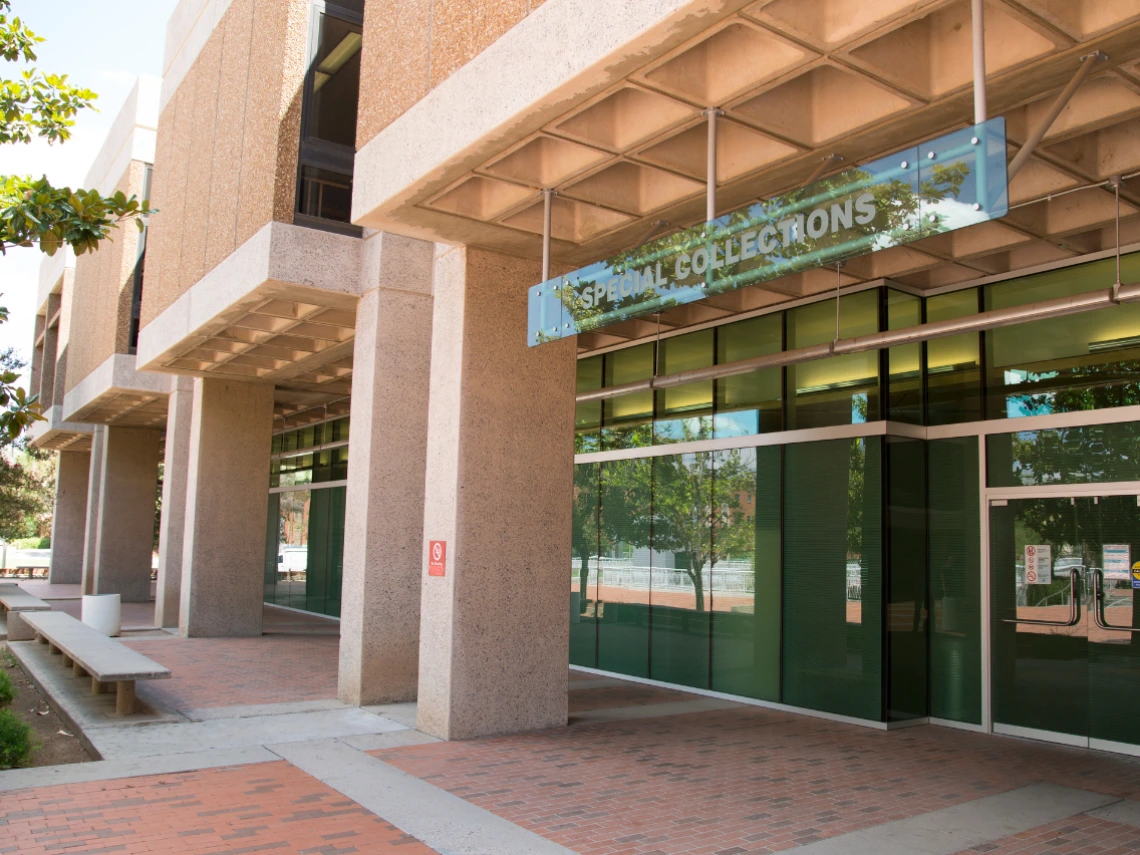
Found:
982,477 -> 1140,752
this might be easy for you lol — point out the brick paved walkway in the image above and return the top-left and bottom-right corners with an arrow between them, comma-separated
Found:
376,706 -> 1140,855
124,634 -> 340,712
0,760 -> 439,854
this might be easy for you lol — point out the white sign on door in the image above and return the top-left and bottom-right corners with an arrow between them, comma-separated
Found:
1025,544 -> 1052,585
1104,544 -> 1131,580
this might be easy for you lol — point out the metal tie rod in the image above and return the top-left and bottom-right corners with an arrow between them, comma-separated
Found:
1008,51 -> 1108,181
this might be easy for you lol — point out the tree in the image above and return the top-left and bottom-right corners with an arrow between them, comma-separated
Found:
0,1 -> 154,439
0,348 -> 55,540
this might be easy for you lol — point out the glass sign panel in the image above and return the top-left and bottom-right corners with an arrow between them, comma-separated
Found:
528,118 -> 1008,346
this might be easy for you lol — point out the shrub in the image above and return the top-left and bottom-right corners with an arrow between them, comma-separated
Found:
0,708 -> 33,769
8,536 -> 49,549
0,669 -> 14,706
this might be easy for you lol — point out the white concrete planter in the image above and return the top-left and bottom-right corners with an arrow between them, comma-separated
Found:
82,593 -> 121,637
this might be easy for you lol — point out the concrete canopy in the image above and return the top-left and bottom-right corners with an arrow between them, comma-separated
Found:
352,0 -> 1140,351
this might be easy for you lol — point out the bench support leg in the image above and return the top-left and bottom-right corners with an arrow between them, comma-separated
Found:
72,661 -> 86,678
115,681 -> 136,715
36,633 -> 48,645
91,678 -> 109,695
48,643 -> 60,655
60,654 -> 73,668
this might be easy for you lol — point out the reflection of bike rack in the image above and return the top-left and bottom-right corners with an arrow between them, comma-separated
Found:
1093,569 -> 1140,634
1003,569 -> 1081,627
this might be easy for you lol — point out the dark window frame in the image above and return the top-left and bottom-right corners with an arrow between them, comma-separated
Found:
295,0 -> 364,235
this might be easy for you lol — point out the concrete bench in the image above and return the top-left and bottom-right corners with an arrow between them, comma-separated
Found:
0,585 -> 52,641
19,612 -> 171,715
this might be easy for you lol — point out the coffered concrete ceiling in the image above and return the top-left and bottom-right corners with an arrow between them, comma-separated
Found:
357,0 -> 1140,352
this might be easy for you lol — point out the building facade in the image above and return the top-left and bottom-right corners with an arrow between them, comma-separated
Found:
28,0 -> 1140,751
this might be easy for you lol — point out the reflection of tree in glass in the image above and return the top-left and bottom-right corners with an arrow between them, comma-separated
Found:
279,492 -> 310,546
597,429 -> 756,612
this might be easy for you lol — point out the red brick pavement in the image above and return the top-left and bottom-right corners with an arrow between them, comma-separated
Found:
124,635 -> 340,712
954,814 -> 1140,854
0,760 -> 439,854
376,708 -> 1140,855
568,684 -> 698,713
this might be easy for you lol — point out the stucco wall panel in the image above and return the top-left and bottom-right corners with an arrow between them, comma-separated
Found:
146,70 -> 198,327
204,0 -> 254,273
66,163 -> 145,394
429,0 -> 530,88
143,0 -> 309,329
357,0 -> 433,148
181,28 -> 225,295
358,0 -> 548,149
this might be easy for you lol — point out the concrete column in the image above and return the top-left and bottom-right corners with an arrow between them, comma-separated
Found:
81,426 -> 106,595
338,233 -> 434,706
154,376 -> 194,629
90,426 -> 162,603
416,247 -> 576,741
48,450 -> 91,584
179,378 -> 274,638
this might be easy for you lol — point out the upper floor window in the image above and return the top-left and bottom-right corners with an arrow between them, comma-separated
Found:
296,1 -> 363,233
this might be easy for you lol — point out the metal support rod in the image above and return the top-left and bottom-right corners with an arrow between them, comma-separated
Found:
541,188 -> 554,281
834,262 -> 844,342
1008,51 -> 1108,181
704,108 -> 723,222
972,0 -> 987,124
807,154 -> 844,187
1112,175 -> 1123,301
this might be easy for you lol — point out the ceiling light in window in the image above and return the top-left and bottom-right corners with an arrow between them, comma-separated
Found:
314,32 -> 362,92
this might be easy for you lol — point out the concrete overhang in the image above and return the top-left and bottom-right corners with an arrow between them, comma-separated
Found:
63,353 -> 172,429
352,0 -> 1140,350
35,249 -> 74,318
136,221 -> 360,399
27,405 -> 95,452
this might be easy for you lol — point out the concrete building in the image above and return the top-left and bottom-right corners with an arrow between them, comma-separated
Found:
28,0 -> 1140,752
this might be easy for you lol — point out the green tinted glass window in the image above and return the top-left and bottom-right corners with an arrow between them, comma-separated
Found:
715,314 -> 783,438
597,457 -> 652,677
656,331 -> 713,444
649,453 -> 713,688
886,437 -> 927,721
927,288 -> 982,425
711,446 -> 781,701
570,463 -> 600,667
787,291 -> 880,429
576,356 -> 603,452
783,437 -> 882,721
603,344 -> 655,450
886,290 -> 922,425
928,437 -> 981,724
985,253 -> 1140,419
986,422 -> 1140,487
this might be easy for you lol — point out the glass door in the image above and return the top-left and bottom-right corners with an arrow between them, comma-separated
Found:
990,496 -> 1088,745
990,494 -> 1140,753
1081,495 -> 1140,753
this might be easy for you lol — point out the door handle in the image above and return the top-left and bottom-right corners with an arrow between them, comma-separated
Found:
1003,568 -> 1081,627
1092,569 -> 1140,633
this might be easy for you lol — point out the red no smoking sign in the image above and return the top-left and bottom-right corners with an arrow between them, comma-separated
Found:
428,540 -> 446,577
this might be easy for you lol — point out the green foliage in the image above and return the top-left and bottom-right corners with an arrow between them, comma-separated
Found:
0,669 -> 14,706
0,707 -> 33,768
9,535 -> 48,549
0,177 -> 151,257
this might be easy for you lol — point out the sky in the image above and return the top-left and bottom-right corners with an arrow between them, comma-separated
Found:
0,0 -> 178,381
